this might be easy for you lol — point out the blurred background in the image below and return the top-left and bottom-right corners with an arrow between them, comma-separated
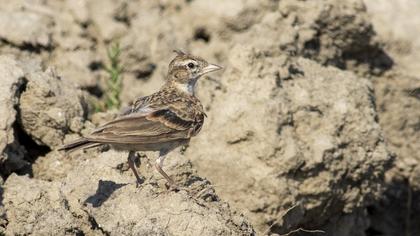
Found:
0,0 -> 419,235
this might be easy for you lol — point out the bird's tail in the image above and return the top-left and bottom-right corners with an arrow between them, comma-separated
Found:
58,138 -> 102,153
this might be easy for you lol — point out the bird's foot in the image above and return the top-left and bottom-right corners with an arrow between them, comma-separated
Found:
133,176 -> 145,188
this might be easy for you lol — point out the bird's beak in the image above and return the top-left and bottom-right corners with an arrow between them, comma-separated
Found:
201,63 -> 223,75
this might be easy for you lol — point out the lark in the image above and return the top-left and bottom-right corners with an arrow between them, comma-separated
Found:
59,50 -> 222,189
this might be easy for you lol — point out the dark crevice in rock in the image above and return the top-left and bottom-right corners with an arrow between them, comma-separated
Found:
85,85 -> 104,98
88,61 -> 104,71
0,39 -> 54,54
12,123 -> 50,177
135,63 -> 156,80
80,21 -> 90,29
275,72 -> 283,88
193,27 -> 211,43
302,31 -> 321,59
341,46 -> 394,75
114,3 -> 130,27
14,123 -> 50,163
0,139 -> 27,179
0,209 -> 8,235
304,106 -> 323,116
0,76 -> 28,179
367,178 -> 420,236
288,64 -> 305,77
303,38 -> 320,54
65,228 -> 85,236
367,86 -> 380,123
87,213 -> 110,236
15,77 -> 28,95
276,114 -> 294,135
114,15 -> 130,27
8,77 -> 50,178
365,226 -> 383,236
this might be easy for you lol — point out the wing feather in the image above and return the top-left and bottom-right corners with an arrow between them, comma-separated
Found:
86,108 -> 194,144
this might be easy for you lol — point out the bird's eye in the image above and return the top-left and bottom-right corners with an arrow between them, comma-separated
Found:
187,62 -> 195,69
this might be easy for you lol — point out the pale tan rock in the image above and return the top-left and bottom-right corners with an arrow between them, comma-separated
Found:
0,11 -> 52,47
19,66 -> 88,148
4,150 -> 255,236
0,0 -> 418,235
186,46 -> 392,234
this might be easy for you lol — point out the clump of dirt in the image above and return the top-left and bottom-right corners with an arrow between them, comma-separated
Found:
186,46 -> 392,234
4,150 -> 254,235
365,0 -> 420,77
366,72 -> 420,235
19,65 -> 89,148
0,55 -> 254,234
232,0 -> 393,75
362,2 -> 420,235
0,0 -> 418,235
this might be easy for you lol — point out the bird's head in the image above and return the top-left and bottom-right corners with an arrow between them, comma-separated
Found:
166,50 -> 222,94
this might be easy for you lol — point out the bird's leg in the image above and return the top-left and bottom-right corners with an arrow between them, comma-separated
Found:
155,150 -> 177,188
127,151 -> 142,187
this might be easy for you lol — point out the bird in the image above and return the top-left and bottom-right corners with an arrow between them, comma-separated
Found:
59,50 -> 222,189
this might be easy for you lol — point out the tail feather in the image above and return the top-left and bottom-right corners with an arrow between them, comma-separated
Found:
58,138 -> 101,153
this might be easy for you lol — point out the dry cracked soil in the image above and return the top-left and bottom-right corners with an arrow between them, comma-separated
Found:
0,0 -> 419,235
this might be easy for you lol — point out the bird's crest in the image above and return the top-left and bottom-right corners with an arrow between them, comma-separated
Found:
173,49 -> 187,56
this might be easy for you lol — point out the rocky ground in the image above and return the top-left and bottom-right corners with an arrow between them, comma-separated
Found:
0,0 -> 418,235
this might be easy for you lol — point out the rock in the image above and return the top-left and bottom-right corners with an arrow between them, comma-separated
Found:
0,0 -> 417,235
31,150 -> 89,182
374,73 -> 420,173
0,56 -> 27,175
65,0 -> 89,24
234,0 -> 392,75
87,0 -> 129,41
3,174 -> 92,235
0,0 -> 100,90
190,0 -> 276,32
51,49 -> 100,88
4,150 -> 255,235
186,46 -> 392,234
19,66 -> 89,148
0,10 -> 52,48
365,0 -> 420,77
366,72 -> 420,235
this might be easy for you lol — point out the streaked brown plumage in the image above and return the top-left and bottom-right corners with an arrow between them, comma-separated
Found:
59,50 -> 222,188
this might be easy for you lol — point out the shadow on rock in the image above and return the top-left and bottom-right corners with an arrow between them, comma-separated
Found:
367,177 -> 420,236
341,46 -> 394,75
84,180 -> 127,208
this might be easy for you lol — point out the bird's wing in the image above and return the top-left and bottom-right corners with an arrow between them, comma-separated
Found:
119,95 -> 151,116
86,106 -> 197,144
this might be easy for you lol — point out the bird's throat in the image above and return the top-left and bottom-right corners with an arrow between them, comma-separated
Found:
171,80 -> 197,95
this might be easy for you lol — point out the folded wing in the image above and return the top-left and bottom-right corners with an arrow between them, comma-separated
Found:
85,108 -> 196,144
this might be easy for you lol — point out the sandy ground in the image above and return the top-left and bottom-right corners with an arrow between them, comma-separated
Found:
0,0 -> 419,235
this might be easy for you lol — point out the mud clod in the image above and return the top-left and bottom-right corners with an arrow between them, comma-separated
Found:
0,0 -> 419,235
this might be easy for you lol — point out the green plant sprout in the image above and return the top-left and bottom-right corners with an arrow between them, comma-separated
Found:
104,42 -> 123,110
